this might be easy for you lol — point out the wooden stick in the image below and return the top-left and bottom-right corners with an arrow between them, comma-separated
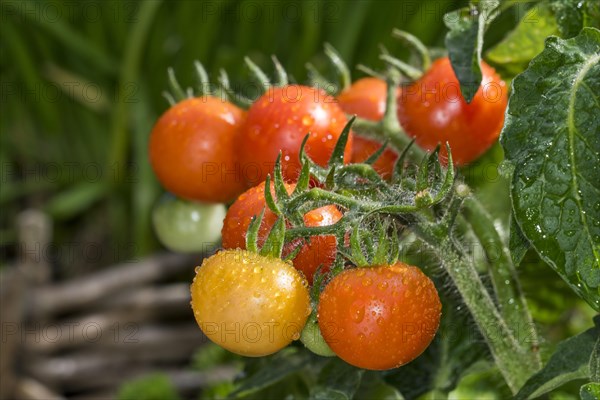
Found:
62,367 -> 238,397
17,209 -> 52,285
30,252 -> 198,317
0,268 -> 26,400
25,309 -> 202,354
13,377 -> 65,400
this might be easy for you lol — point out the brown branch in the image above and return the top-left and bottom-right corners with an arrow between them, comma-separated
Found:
30,252 -> 197,318
25,308 -> 202,354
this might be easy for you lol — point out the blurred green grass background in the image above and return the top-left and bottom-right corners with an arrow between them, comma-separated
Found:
0,0 -> 464,273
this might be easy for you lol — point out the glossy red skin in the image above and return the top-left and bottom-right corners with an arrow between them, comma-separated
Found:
337,78 -> 399,179
238,85 -> 352,185
149,97 -> 247,202
221,181 -> 342,282
221,181 -> 293,250
350,136 -> 399,180
397,57 -> 508,165
318,263 -> 441,370
291,205 -> 342,282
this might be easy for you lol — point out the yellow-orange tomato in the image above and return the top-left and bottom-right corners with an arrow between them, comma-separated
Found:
191,249 -> 311,357
149,97 -> 247,203
318,263 -> 441,370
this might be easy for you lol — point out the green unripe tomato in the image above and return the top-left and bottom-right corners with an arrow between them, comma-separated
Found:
300,312 -> 335,357
152,194 -> 226,253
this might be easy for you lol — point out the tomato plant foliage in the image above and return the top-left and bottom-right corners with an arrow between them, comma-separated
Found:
501,27 -> 600,311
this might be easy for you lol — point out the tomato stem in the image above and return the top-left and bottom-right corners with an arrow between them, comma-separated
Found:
461,196 -> 541,368
413,187 -> 541,393
391,29 -> 431,71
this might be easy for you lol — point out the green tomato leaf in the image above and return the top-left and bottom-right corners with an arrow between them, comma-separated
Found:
444,0 -> 500,103
514,321 -> 600,399
487,3 -> 559,70
355,372 -> 404,400
580,382 -> 600,400
590,335 -> 600,382
117,373 -> 180,400
500,27 -> 600,311
228,348 -> 310,398
309,359 -> 364,400
509,210 -> 531,268
550,0 -> 596,39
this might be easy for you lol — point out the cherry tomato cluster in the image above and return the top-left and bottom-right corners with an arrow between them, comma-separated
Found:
149,56 -> 507,370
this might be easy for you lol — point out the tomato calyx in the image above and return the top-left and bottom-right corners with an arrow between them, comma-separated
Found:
242,116 -> 457,277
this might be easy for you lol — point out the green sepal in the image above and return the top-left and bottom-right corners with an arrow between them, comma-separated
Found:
392,28 -> 431,70
392,139 -> 415,183
306,62 -> 335,95
167,67 -> 186,102
350,224 -> 369,267
328,116 -> 355,167
273,154 -> 290,204
259,216 -> 286,259
244,56 -> 270,92
325,166 -> 336,190
380,54 -> 423,81
282,241 -> 303,262
388,230 -> 400,265
431,143 -> 455,204
372,221 -> 389,265
246,208 -> 265,253
193,60 -> 210,96
364,140 -> 390,165
293,162 -> 311,196
324,43 -> 351,92
263,175 -> 282,216
271,55 -> 288,87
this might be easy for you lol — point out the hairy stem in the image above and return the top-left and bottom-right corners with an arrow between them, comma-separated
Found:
415,223 -> 537,393
462,196 -> 541,368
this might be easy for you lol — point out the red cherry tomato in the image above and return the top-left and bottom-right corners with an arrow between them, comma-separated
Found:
397,57 -> 508,165
238,85 -> 352,185
221,181 -> 342,282
337,78 -> 399,179
149,97 -> 247,202
318,263 -> 441,370
291,205 -> 342,282
337,77 -> 388,121
221,181 -> 293,250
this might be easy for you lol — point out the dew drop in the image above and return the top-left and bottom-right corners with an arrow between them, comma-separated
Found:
352,305 -> 365,323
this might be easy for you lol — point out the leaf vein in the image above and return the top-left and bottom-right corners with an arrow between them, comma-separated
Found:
567,52 -> 600,268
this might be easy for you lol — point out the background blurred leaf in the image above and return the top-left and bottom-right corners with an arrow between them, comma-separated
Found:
117,373 -> 180,400
487,3 -> 559,73
309,359 -> 364,400
580,382 -> 600,400
515,319 -> 599,399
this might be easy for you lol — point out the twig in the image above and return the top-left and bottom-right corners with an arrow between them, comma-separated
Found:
30,253 -> 196,317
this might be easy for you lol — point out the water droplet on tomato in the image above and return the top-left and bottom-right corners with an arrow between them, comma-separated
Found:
302,115 -> 313,126
352,306 -> 365,323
